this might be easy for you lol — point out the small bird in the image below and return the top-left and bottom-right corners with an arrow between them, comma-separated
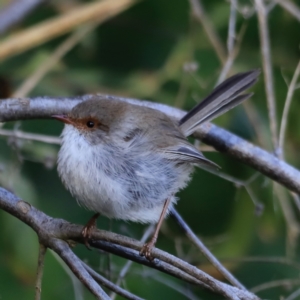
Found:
53,70 -> 260,259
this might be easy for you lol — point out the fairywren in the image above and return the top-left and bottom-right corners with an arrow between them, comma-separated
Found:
53,70 -> 260,258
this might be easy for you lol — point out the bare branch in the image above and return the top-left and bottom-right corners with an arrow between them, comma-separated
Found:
0,95 -> 300,194
110,225 -> 155,300
152,274 -> 201,300
255,0 -> 278,152
251,278 -> 300,294
13,22 -> 100,98
171,208 -> 246,290
89,239 -> 208,288
216,23 -> 247,85
0,0 -> 48,35
278,60 -> 300,159
274,183 -> 300,258
0,187 -> 259,299
285,287 -> 300,300
35,243 -> 47,300
83,263 -> 144,300
0,129 -> 61,144
224,256 -> 300,271
189,0 -> 227,65
50,239 -> 110,300
0,0 -> 135,60
275,0 -> 300,22
227,0 -> 237,54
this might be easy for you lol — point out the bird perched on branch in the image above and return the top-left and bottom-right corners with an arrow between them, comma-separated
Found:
53,69 -> 260,259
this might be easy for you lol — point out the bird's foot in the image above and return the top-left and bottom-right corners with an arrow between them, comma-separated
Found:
81,213 -> 100,249
140,237 -> 157,261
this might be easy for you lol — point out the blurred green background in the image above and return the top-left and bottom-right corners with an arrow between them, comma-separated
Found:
1,0 -> 300,299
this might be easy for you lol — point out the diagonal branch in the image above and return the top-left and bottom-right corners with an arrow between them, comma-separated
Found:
189,0 -> 227,65
170,208 -> 246,290
0,0 -> 48,35
275,0 -> 300,22
0,187 -> 259,300
83,262 -> 145,300
278,60 -> 300,160
0,0 -> 135,60
35,244 -> 47,300
255,0 -> 278,152
0,95 -> 299,194
50,239 -> 110,300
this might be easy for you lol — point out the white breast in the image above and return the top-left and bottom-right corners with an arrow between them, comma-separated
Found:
57,125 -> 193,223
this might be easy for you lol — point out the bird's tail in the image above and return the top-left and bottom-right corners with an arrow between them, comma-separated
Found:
179,69 -> 260,137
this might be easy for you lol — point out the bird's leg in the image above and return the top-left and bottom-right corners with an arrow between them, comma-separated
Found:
82,213 -> 100,249
140,197 -> 171,260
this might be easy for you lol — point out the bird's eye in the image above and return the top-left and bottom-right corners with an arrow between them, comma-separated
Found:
86,121 -> 94,128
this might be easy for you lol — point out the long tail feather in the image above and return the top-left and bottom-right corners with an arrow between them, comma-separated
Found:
179,69 -> 260,136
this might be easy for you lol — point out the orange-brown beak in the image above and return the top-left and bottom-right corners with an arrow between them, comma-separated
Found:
52,115 -> 73,124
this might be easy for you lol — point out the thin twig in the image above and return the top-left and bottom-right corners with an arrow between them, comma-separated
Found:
13,22 -> 100,98
110,225 -> 155,300
52,252 -> 84,300
216,23 -> 247,85
285,287 -> 300,300
0,129 -> 61,144
152,274 -> 201,300
0,0 -> 48,35
35,243 -> 47,300
50,239 -> 110,300
274,183 -> 300,258
275,0 -> 300,22
278,60 -> 300,160
216,0 -> 238,85
83,263 -> 144,300
223,256 -> 300,271
242,101 -> 267,148
227,0 -> 237,54
0,0 -> 135,60
189,0 -> 227,65
255,0 -> 278,152
290,192 -> 300,214
250,278 -> 300,294
90,239 -> 209,289
203,169 -> 262,211
170,208 -> 246,290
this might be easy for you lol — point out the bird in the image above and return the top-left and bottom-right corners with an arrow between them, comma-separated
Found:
53,69 -> 260,259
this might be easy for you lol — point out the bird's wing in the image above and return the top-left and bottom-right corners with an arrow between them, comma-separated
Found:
163,143 -> 220,171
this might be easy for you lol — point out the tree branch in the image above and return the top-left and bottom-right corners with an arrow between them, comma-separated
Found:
50,239 -> 110,300
0,0 -> 135,60
0,187 -> 259,299
170,208 -> 246,290
35,243 -> 47,300
83,262 -> 145,300
0,0 -> 48,35
255,0 -> 278,152
0,94 -> 299,194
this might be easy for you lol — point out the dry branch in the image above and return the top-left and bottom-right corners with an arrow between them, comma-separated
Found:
1,94 -> 299,194
0,0 -> 135,60
0,0 -> 48,35
0,187 -> 259,299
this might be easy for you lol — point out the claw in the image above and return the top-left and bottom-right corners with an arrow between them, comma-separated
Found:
81,213 -> 100,249
140,239 -> 156,261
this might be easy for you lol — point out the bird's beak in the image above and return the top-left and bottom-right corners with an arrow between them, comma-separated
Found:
52,115 -> 73,124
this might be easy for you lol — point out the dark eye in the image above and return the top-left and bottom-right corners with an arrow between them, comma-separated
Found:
86,121 -> 94,128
